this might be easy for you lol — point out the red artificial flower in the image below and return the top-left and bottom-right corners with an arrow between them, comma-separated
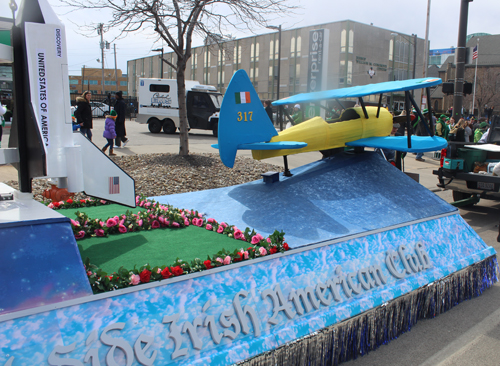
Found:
233,252 -> 243,262
66,198 -> 73,204
247,247 -> 254,252
204,260 -> 213,269
270,247 -> 278,254
161,267 -> 172,279
80,199 -> 86,204
171,266 -> 184,276
139,269 -> 151,283
53,201 -> 60,208
283,243 -> 289,251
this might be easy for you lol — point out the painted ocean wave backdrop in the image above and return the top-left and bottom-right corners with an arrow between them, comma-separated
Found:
0,214 -> 495,365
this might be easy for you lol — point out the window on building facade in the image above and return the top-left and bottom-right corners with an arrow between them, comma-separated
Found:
104,80 -> 116,85
69,79 -> 79,85
191,50 -> 198,79
389,39 -> 393,61
233,44 -> 241,66
347,61 -> 352,84
89,80 -> 98,85
120,81 -> 127,86
341,30 -> 346,53
349,30 -> 354,53
296,36 -> 301,57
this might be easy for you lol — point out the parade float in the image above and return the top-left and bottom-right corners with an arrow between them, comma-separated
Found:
0,0 -> 497,365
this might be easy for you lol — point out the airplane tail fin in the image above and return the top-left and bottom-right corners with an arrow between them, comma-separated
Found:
217,70 -> 278,168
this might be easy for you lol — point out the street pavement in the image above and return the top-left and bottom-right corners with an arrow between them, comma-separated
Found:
1,119 -> 500,365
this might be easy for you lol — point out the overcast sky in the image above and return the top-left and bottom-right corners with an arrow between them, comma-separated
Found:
2,0 -> 500,76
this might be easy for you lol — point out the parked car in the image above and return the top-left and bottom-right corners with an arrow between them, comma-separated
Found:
90,102 -> 110,118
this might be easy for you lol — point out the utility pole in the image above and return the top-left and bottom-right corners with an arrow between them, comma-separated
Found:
81,65 -> 85,94
98,23 -> 105,96
453,0 -> 473,120
114,44 -> 118,90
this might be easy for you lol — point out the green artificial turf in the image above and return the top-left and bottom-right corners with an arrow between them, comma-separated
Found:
58,204 -> 146,221
58,204 -> 245,274
77,226 -> 244,274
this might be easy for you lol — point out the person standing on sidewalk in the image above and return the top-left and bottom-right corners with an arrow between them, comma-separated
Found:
114,91 -> 129,148
75,91 -> 93,141
102,110 -> 117,156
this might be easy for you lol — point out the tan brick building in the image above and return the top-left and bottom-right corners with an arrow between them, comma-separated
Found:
68,67 -> 128,96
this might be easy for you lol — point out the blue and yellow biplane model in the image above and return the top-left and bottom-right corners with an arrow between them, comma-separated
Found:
213,70 -> 447,170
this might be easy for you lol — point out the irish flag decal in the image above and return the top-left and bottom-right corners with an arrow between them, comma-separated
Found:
235,91 -> 251,104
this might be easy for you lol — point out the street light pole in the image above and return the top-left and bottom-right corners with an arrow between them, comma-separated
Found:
267,25 -> 282,129
153,48 -> 164,79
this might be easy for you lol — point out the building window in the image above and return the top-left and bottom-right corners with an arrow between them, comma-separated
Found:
120,81 -> 127,86
69,79 -> 79,85
192,50 -> 198,79
89,80 -> 98,85
104,80 -> 116,85
389,39 -> 393,61
233,43 -> 241,68
347,61 -> 352,84
349,30 -> 354,53
341,29 -> 346,53
296,36 -> 301,57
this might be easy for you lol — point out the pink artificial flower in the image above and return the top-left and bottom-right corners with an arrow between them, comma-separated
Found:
221,222 -> 227,228
48,203 -> 54,209
184,219 -> 190,226
95,229 -> 105,237
99,221 -> 104,227
119,219 -> 125,226
136,196 -> 140,204
259,247 -> 267,256
172,222 -> 180,228
138,219 -> 143,227
151,220 -> 160,229
106,218 -> 117,227
196,219 -> 204,227
256,234 -> 264,241
241,237 -> 247,241
139,201 -> 144,207
118,225 -> 127,233
145,202 -> 151,208
100,200 -> 107,204
114,216 -> 119,221
243,251 -> 249,259
165,221 -> 170,226
198,213 -> 202,218
216,257 -> 224,264
206,224 -> 213,231
251,235 -> 261,245
122,215 -> 127,219
217,226 -> 224,233
207,218 -> 215,223
157,268 -> 162,274
75,231 -> 86,240
130,274 -> 140,285
234,230 -> 243,240
266,237 -> 272,243
70,219 -> 80,227
223,256 -> 231,265
58,201 -> 64,206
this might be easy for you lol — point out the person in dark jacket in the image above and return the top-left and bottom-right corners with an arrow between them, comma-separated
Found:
114,91 -> 128,147
74,91 -> 93,141
264,100 -> 273,123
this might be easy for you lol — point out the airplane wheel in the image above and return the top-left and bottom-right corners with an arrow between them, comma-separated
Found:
163,119 -> 176,134
148,118 -> 162,133
212,122 -> 218,137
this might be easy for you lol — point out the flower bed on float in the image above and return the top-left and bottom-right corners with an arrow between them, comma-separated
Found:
47,195 -> 289,294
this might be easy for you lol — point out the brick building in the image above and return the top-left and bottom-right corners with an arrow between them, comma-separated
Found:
68,67 -> 128,96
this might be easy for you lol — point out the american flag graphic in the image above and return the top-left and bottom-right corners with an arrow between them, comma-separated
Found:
109,176 -> 120,194
472,45 -> 478,60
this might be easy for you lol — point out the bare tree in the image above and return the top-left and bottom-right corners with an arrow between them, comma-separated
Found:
63,0 -> 296,156
464,66 -> 500,116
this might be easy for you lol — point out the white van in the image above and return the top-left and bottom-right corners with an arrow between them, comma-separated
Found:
136,78 -> 223,136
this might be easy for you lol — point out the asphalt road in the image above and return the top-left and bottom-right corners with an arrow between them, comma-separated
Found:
1,119 -> 500,365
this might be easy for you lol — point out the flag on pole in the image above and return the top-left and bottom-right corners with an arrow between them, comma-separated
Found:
472,45 -> 478,60
235,92 -> 251,104
109,176 -> 120,194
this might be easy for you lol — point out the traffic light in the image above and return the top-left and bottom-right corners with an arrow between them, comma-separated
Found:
441,82 -> 473,95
